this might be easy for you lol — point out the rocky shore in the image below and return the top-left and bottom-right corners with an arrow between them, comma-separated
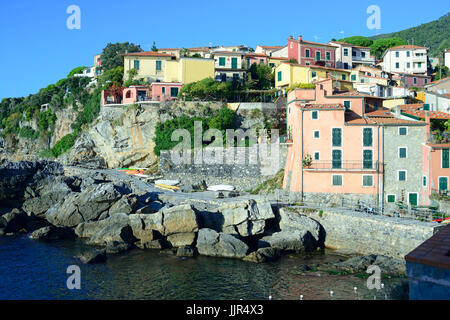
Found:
0,160 -> 406,276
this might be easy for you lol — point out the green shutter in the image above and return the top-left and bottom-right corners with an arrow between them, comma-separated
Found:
363,150 -> 373,169
332,175 -> 342,186
363,175 -> 373,186
277,71 -> 282,82
351,74 -> 356,81
156,60 -> 162,71
423,104 -> 429,111
399,148 -> 407,158
326,52 -> 330,60
439,177 -> 448,191
134,60 -> 140,70
344,101 -> 350,109
399,127 -> 407,135
316,51 -> 320,61
408,193 -> 418,206
342,74 -> 346,80
219,57 -> 225,66
231,57 -> 238,69
387,195 -> 395,203
332,128 -> 342,147
443,149 -> 449,168
306,49 -> 310,58
363,128 -> 372,147
170,87 -> 179,97
423,176 -> 427,186
399,171 -> 406,181
332,150 -> 342,169
312,111 -> 318,119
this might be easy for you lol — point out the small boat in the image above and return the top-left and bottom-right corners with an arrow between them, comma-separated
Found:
207,185 -> 235,191
432,217 -> 450,223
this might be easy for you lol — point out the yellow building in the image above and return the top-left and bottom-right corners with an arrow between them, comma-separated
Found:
275,62 -> 352,89
122,51 -> 214,84
268,56 -> 288,69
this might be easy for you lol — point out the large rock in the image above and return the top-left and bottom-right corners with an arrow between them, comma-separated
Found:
45,195 -> 83,227
278,208 -> 324,247
87,213 -> 136,246
167,232 -> 196,247
76,183 -> 123,221
1,209 -> 27,233
211,200 -> 275,237
320,254 -> 406,274
262,229 -> 318,252
108,194 -> 139,215
196,228 -> 249,259
77,249 -> 107,264
129,213 -> 164,241
31,226 -> 75,241
161,204 -> 199,236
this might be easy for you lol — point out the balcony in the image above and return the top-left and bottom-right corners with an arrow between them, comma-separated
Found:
303,160 -> 383,172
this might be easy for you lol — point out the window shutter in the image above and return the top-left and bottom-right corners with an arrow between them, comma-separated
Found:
332,128 -> 342,147
443,149 -> 449,168
363,150 -> 373,169
332,150 -> 342,169
363,128 -> 372,147
439,177 -> 448,191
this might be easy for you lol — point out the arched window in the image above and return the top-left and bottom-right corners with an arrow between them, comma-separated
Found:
125,90 -> 132,99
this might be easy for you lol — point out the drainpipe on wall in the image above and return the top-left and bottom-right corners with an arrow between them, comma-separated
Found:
381,124 -> 385,212
301,109 -> 304,202
377,124 -> 380,212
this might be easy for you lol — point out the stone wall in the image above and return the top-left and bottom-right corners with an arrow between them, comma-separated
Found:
294,207 -> 442,259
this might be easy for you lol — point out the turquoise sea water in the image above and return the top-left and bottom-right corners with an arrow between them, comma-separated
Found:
0,234 -> 407,300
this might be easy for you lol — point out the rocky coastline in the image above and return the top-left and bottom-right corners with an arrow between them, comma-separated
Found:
0,160 -> 406,277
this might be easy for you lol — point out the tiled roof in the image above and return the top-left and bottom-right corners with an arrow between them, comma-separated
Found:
427,143 -> 450,148
345,108 -> 423,125
121,51 -> 174,57
259,45 -> 284,50
284,62 -> 351,73
289,38 -> 336,48
387,45 -> 428,50
405,224 -> 450,270
244,53 -> 269,58
331,91 -> 384,98
400,103 -> 450,120
426,76 -> 450,86
329,41 -> 371,49
157,48 -> 181,51
269,57 -> 288,60
301,103 -> 345,109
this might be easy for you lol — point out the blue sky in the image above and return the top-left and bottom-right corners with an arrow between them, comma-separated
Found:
0,0 -> 448,100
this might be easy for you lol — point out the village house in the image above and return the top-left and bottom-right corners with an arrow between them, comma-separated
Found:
283,78 -> 426,209
275,62 -> 351,90
391,72 -> 431,89
424,76 -> 450,95
445,50 -> 450,70
255,45 -> 284,56
210,51 -> 246,82
287,35 -> 336,68
244,53 -> 269,68
382,45 -> 429,75
93,54 -> 103,78
329,41 -> 375,70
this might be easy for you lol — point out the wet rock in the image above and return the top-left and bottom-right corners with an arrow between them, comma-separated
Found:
135,238 -> 170,250
262,229 -> 318,252
243,247 -> 281,263
176,246 -> 195,257
196,228 -> 249,259
88,213 -> 136,246
321,254 -> 406,274
167,232 -> 196,247
278,208 -> 324,247
31,226 -> 76,241
1,208 -> 27,233
161,204 -> 199,236
77,249 -> 107,264
105,241 -> 133,254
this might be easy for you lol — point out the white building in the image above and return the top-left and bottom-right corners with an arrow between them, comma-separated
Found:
255,45 -> 284,56
382,45 -> 428,75
210,51 -> 246,82
329,41 -> 375,69
270,45 -> 288,58
445,50 -> 450,70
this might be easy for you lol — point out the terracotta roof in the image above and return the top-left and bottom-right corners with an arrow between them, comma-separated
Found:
331,91 -> 384,98
425,76 -> 450,86
269,56 -> 288,60
121,51 -> 175,57
345,111 -> 423,125
329,41 -> 371,49
405,224 -> 450,270
387,45 -> 428,50
258,45 -> 284,50
289,38 -> 336,48
301,103 -> 345,109
392,72 -> 430,78
400,103 -> 450,120
157,48 -> 181,51
211,51 -> 245,55
427,143 -> 450,148
244,53 -> 269,58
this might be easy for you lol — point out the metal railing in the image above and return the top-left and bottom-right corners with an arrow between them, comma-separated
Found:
304,160 -> 383,171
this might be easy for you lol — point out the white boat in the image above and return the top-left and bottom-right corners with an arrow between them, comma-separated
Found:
207,185 -> 235,191
154,179 -> 180,186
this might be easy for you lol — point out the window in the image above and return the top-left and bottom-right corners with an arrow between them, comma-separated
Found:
399,147 -> 407,158
413,78 -> 417,84
387,194 -> 396,203
259,59 -> 264,64
170,87 -> 179,97
314,152 -> 320,160
399,127 -> 408,135
233,73 -> 239,80
312,71 -> 317,78
395,51 -> 399,58
406,62 -> 410,68
363,128 -> 373,147
313,130 -> 320,138
395,62 -> 399,68
311,110 -> 318,120
332,128 -> 342,147
423,176 -> 427,187
408,193 -> 418,206
344,100 -> 351,109
277,71 -> 282,82
269,63 -> 275,68
326,52 -> 331,60
352,50 -> 356,57
418,62 -> 422,68
219,57 -> 226,66
231,57 -> 238,69
315,51 -> 321,61
374,101 -> 378,109
156,60 -> 162,71
344,62 -> 349,69
161,87 -> 165,94
363,150 -> 373,169
134,60 -> 140,70
443,149 -> 450,168
406,51 -> 410,57
343,48 -> 348,56
332,150 -> 342,169
332,175 -> 343,186
424,79 -> 428,84
362,175 -> 373,186
351,74 -> 356,81
341,74 -> 346,80
361,52 -> 366,58
439,177 -> 449,191
305,49 -> 310,58
398,170 -> 407,181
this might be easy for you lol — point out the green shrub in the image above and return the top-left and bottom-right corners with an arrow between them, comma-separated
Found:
19,126 -> 39,139
50,133 -> 77,157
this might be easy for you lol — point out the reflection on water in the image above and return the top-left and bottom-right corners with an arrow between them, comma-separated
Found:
0,234 -> 407,300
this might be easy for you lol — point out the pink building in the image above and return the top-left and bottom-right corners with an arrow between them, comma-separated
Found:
150,82 -> 183,101
122,85 -> 151,104
283,78 -> 422,206
287,35 -> 336,68
244,53 -> 269,68
393,73 -> 431,88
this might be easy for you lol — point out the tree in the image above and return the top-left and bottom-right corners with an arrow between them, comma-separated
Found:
100,42 -> 142,71
151,41 -> 158,52
370,37 -> 407,59
338,36 -> 373,47
248,63 -> 274,90
67,66 -> 87,78
98,66 -> 124,88
434,65 -> 449,80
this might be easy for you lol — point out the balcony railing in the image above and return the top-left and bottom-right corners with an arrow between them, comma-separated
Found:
304,160 -> 383,171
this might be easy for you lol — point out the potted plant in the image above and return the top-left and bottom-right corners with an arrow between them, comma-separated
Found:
302,154 -> 312,168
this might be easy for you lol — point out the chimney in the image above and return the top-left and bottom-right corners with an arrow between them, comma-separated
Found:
289,35 -> 293,39
425,111 -> 431,142
394,105 -> 401,118
298,35 -> 303,41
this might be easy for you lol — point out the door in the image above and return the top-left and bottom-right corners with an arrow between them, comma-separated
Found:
231,57 -> 238,69
408,193 -> 418,206
439,177 -> 448,191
